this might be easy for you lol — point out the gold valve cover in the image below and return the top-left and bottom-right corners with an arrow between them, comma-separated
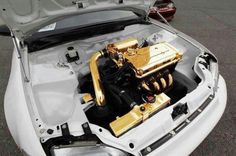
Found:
107,38 -> 183,78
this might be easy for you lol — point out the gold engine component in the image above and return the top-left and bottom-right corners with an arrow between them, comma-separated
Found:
107,38 -> 138,53
88,38 -> 182,136
89,38 -> 181,106
89,51 -> 106,106
139,72 -> 174,94
110,93 -> 170,137
107,38 -> 183,78
82,93 -> 94,103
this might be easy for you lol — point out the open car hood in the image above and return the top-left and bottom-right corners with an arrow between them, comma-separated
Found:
0,0 -> 152,39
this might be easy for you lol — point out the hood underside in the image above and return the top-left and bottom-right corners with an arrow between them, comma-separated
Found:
0,0 -> 153,39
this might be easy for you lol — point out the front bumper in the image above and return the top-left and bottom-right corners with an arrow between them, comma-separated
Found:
142,75 -> 227,156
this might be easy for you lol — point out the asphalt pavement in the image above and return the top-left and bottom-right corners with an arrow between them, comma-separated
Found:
0,0 -> 235,155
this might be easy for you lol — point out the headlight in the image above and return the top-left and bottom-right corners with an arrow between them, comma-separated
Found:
199,52 -> 219,92
209,56 -> 219,92
51,145 -> 128,156
167,3 -> 174,8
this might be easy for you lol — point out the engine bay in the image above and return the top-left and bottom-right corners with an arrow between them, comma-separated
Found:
28,24 -> 201,142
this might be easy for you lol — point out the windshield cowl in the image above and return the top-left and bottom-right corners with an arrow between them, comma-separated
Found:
25,14 -> 148,52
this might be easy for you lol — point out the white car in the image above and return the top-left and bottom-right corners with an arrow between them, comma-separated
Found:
0,0 -> 227,156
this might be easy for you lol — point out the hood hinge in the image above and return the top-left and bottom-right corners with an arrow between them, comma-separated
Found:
72,0 -> 89,9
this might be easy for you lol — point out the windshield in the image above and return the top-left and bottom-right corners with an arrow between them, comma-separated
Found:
38,10 -> 139,33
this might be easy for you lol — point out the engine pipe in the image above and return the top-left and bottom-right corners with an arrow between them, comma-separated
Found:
89,51 -> 106,106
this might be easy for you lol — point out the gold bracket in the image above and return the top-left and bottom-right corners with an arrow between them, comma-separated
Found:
82,93 -> 94,103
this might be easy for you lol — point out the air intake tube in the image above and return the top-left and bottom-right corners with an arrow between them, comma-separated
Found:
89,51 -> 107,106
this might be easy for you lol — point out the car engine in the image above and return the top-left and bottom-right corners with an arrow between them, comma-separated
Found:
81,38 -> 183,137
